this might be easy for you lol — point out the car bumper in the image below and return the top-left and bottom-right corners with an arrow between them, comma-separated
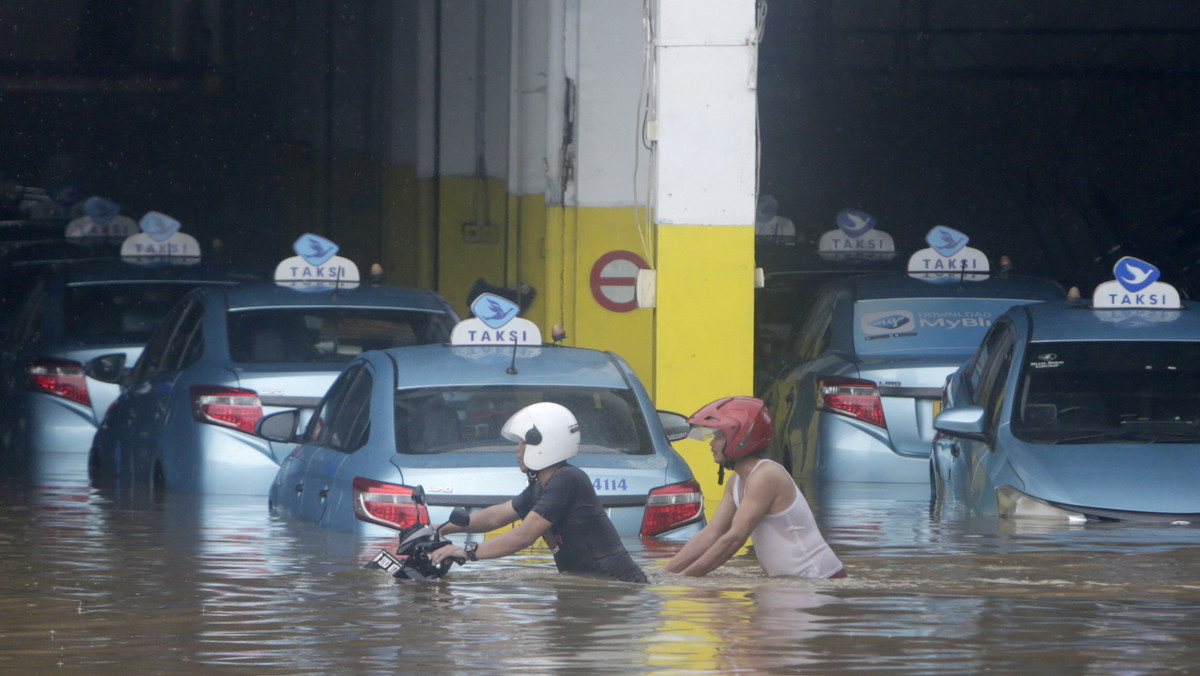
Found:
817,412 -> 929,483
174,424 -> 282,495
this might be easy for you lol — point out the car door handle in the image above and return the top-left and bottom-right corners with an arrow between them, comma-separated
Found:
319,488 -> 329,500
294,483 -> 303,494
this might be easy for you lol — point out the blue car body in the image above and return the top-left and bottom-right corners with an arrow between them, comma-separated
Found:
0,259 -> 261,480
759,272 -> 1065,487
265,343 -> 705,540
88,281 -> 459,495
932,299 -> 1200,521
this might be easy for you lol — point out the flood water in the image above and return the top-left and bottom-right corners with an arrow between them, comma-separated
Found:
4,472 -> 1200,675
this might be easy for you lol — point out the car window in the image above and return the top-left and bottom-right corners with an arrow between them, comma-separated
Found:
308,365 -> 372,451
166,301 -> 205,372
965,320 -> 1009,403
976,329 -> 1014,431
787,289 -> 837,362
852,297 -> 1023,356
394,385 -> 649,456
1012,341 -> 1200,443
8,275 -> 47,346
63,281 -> 207,344
227,308 -> 447,364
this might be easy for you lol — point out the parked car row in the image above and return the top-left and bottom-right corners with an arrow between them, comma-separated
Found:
757,227 -> 1200,524
0,226 -> 706,541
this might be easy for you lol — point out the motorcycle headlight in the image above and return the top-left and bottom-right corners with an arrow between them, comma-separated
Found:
995,485 -> 1087,524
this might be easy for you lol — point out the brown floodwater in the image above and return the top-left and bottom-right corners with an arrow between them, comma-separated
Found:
2,474 -> 1200,674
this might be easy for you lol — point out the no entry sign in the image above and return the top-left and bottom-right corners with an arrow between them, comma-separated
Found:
590,250 -> 649,312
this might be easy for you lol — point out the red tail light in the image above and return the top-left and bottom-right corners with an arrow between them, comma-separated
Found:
28,357 -> 90,406
640,479 -> 703,537
816,375 -> 887,428
352,478 -> 429,531
191,385 -> 263,434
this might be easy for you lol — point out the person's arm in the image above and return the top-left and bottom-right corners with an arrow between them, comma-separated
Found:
440,499 -> 520,535
430,503 -> 552,565
663,480 -> 737,574
672,469 -> 782,577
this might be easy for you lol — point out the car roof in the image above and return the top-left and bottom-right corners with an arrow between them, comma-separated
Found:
844,272 -> 1066,301
203,280 -> 456,313
43,258 -> 265,284
1020,300 -> 1200,342
375,344 -> 633,389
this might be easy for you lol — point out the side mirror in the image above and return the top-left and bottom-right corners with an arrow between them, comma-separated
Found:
85,353 -> 127,384
658,410 -> 690,442
256,409 -> 301,442
448,506 -> 470,527
933,405 -> 988,441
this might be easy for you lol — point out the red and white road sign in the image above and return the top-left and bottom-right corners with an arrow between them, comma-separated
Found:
589,250 -> 649,312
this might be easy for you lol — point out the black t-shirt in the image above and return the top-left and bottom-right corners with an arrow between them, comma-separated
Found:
511,464 -> 648,583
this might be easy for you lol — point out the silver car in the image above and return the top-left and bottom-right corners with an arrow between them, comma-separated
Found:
760,272 -> 1065,487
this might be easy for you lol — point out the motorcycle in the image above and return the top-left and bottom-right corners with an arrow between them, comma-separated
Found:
365,486 -> 472,580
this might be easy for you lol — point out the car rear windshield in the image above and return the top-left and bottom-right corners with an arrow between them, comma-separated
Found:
394,385 -> 653,456
63,281 -> 212,343
228,308 -> 451,364
853,297 -> 1025,356
1012,341 -> 1200,444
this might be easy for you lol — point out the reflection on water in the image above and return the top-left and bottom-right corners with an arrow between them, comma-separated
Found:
3,477 -> 1200,674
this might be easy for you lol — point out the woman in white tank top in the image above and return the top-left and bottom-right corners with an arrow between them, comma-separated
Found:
664,396 -> 845,579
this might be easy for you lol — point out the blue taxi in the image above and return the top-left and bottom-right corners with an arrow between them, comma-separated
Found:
0,256 -> 261,481
932,258 -> 1200,522
259,294 -> 705,540
87,235 -> 459,495
759,227 -> 1066,487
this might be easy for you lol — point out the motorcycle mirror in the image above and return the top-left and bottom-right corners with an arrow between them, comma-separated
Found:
411,485 -> 426,506
448,506 -> 470,528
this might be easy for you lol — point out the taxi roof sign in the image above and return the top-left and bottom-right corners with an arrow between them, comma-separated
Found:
907,225 -> 989,283
119,211 -> 201,264
450,292 -> 542,345
1092,257 -> 1181,310
817,208 -> 896,261
274,233 -> 360,291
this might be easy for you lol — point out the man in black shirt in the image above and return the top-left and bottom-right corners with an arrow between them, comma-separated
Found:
431,402 -> 647,583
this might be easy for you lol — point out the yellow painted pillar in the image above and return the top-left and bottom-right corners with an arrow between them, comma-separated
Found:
651,0 -> 760,505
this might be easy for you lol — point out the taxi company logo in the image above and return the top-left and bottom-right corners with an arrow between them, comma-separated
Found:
139,211 -> 181,242
471,292 -> 520,329
862,310 -> 914,335
1114,257 -> 1160,293
869,314 -> 910,331
836,208 -> 876,237
296,233 -> 339,266
927,225 -> 969,257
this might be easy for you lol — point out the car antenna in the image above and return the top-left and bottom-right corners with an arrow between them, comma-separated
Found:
957,258 -> 968,288
331,266 -> 342,298
506,335 -> 519,375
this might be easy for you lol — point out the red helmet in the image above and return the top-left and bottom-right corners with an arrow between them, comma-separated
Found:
687,396 -> 773,461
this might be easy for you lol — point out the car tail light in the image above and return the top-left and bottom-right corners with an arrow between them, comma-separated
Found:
816,375 -> 887,428
27,357 -> 91,406
191,385 -> 263,434
352,478 -> 429,531
640,479 -> 704,537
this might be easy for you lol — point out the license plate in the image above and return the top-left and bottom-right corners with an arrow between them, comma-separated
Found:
366,549 -> 404,577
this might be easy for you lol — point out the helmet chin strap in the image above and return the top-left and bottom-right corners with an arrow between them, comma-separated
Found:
717,458 -> 735,485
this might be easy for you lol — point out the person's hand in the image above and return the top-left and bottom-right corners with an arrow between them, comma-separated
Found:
430,544 -> 465,566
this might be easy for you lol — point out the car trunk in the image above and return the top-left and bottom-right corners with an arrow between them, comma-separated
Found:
857,357 -> 966,458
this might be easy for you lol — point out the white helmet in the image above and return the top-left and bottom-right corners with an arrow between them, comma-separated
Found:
501,402 -> 580,471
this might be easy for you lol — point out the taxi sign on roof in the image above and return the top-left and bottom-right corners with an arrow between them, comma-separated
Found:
450,292 -> 542,345
120,211 -> 201,264
1092,257 -> 1180,310
274,233 -> 360,291
817,208 -> 896,261
907,225 -> 989,283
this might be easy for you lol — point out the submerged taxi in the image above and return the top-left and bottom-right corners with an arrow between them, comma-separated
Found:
260,293 -> 705,540
932,258 -> 1200,521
